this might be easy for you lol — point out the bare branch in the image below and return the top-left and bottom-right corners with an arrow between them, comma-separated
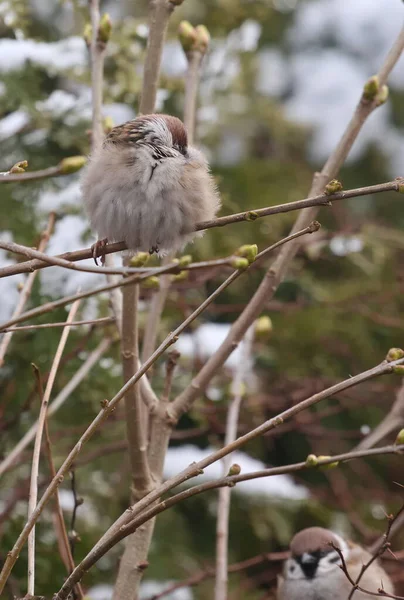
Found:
0,225 -> 315,594
0,337 -> 112,478
2,317 -> 115,332
215,325 -> 254,600
27,300 -> 80,596
1,178 -> 401,279
0,213 -> 55,367
33,366 -> 84,600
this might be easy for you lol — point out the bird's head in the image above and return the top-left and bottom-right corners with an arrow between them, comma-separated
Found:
106,114 -> 189,159
283,527 -> 347,581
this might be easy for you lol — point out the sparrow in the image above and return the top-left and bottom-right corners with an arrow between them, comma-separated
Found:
81,113 -> 221,263
277,527 -> 394,600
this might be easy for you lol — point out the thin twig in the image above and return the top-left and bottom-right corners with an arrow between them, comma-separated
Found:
69,470 -> 83,559
0,165 -> 67,183
27,300 -> 80,596
1,178 -> 401,279
0,337 -> 112,478
169,23 -> 404,423
0,225 -> 316,594
33,365 -> 84,600
215,325 -> 255,600
1,317 -> 115,332
55,441 -> 404,597
0,213 -> 55,366
147,551 -> 289,600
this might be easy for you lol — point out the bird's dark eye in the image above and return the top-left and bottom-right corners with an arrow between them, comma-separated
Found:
174,144 -> 187,156
289,565 -> 295,573
328,554 -> 340,564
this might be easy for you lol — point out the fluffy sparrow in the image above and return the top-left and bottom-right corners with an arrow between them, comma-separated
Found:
81,113 -> 220,263
277,527 -> 394,600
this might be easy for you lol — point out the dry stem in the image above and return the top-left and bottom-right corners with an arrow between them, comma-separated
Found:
27,300 -> 80,595
0,213 -> 55,366
1,178 -> 401,279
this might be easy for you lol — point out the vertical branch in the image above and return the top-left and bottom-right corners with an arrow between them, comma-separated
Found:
139,0 -> 177,115
0,213 -> 55,367
27,300 -> 80,596
171,25 -> 404,420
33,365 -> 84,600
122,282 -> 152,492
214,325 -> 255,600
114,2 -> 184,599
179,22 -> 210,143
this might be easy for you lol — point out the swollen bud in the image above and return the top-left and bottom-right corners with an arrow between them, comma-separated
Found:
83,23 -> 92,46
129,252 -> 149,267
172,270 -> 189,282
10,160 -> 28,174
178,254 -> 192,267
98,13 -> 112,44
375,85 -> 389,107
305,454 -> 318,467
178,21 -> 197,53
103,116 -> 114,134
195,25 -> 210,54
59,156 -> 87,174
363,75 -> 380,101
230,257 -> 249,270
324,179 -> 343,195
318,456 -> 339,470
235,244 -> 258,264
227,464 -> 241,476
386,348 -> 404,362
393,366 -> 404,375
395,429 -> 404,445
141,276 -> 160,289
255,316 -> 273,339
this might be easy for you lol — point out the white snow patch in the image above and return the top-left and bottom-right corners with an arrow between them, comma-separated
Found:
164,446 -> 308,500
173,323 -> 245,370
0,110 -> 30,140
0,36 -> 87,74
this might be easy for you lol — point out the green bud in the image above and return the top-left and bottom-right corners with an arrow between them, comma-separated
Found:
59,156 -> 87,174
227,463 -> 241,476
178,254 -> 192,267
305,454 -> 318,467
395,429 -> 404,445
397,178 -> 404,194
178,21 -> 197,53
386,348 -> 404,362
129,252 -> 149,267
375,85 -> 389,106
393,366 -> 404,375
195,25 -> 210,54
83,23 -> 92,46
363,75 -> 380,101
171,270 -> 189,282
230,257 -> 249,270
246,211 -> 259,221
255,316 -> 273,338
324,179 -> 343,195
235,244 -> 258,264
141,276 -> 160,289
318,455 -> 339,470
10,160 -> 28,174
98,13 -> 112,44
103,116 -> 114,134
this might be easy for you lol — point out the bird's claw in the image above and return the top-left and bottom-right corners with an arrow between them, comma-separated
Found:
149,245 -> 159,255
91,238 -> 109,266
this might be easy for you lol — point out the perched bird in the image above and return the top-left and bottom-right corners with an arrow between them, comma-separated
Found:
81,113 -> 220,263
277,527 -> 394,600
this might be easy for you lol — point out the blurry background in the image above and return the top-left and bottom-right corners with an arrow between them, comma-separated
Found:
1,0 -> 404,598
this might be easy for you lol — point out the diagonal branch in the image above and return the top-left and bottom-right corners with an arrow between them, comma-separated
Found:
1,178 -> 401,279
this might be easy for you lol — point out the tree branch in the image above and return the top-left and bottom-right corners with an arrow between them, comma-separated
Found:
1,178 -> 401,279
